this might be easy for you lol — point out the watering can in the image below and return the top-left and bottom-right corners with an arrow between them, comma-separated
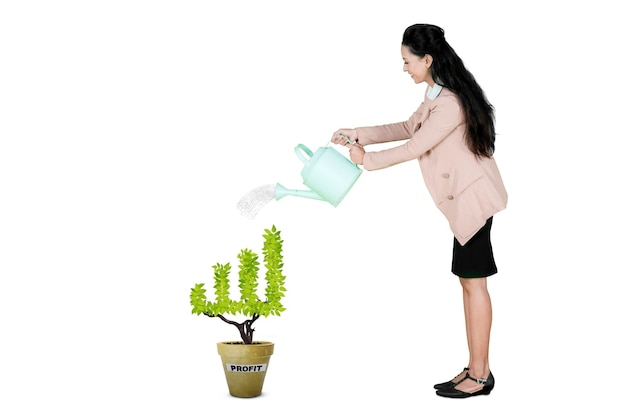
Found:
275,143 -> 362,207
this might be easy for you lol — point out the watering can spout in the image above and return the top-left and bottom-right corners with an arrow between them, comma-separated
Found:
275,183 -> 325,202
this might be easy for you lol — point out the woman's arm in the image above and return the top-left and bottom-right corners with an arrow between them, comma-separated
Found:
355,103 -> 425,146
362,95 -> 463,170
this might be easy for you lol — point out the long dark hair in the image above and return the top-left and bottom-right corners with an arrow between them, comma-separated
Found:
402,24 -> 495,157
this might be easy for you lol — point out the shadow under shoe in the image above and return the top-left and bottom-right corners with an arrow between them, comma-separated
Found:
436,371 -> 495,398
433,367 -> 469,390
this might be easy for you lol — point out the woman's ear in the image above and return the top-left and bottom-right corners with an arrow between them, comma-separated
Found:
424,54 -> 433,68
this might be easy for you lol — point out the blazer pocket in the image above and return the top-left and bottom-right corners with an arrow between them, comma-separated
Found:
437,176 -> 488,240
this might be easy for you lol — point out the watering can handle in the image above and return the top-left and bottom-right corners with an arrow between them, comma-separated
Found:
295,144 -> 314,164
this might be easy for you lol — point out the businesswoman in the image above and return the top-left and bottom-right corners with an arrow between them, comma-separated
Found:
331,23 -> 507,398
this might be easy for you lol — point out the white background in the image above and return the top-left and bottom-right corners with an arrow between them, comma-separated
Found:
1,1 -> 624,415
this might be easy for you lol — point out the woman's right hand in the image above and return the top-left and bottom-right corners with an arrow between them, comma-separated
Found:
331,128 -> 358,145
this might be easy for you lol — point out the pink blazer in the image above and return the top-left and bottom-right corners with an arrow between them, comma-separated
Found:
356,87 -> 508,245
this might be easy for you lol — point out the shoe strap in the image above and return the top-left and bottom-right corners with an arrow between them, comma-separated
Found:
465,372 -> 489,385
462,373 -> 488,385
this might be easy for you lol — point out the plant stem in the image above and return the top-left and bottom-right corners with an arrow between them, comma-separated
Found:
206,313 -> 260,344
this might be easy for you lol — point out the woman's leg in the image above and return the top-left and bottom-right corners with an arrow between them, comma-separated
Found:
455,277 -> 492,393
463,285 -> 471,364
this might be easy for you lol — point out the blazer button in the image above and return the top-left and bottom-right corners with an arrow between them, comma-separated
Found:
447,195 -> 454,200
442,173 -> 450,179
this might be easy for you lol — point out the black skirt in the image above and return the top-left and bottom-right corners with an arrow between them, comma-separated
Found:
451,217 -> 498,278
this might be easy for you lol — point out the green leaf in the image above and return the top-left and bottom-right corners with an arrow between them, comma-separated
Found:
189,226 -> 287,334
189,283 -> 209,315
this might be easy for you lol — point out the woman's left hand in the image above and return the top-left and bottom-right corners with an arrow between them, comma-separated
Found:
347,143 -> 365,165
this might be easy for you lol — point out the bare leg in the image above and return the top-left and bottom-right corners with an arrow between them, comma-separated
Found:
445,293 -> 471,385
437,284 -> 473,386
455,277 -> 492,393
463,286 -> 471,365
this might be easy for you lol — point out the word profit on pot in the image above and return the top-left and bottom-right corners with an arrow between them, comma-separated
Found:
226,364 -> 268,373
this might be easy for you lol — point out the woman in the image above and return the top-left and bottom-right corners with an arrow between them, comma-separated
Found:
331,23 -> 507,398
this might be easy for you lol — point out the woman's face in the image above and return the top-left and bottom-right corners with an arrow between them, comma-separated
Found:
401,45 -> 434,86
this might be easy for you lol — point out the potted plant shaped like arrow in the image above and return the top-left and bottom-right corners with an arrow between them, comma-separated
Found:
190,225 -> 286,397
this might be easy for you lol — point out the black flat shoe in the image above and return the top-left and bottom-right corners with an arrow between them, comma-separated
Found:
436,371 -> 495,398
433,367 -> 469,390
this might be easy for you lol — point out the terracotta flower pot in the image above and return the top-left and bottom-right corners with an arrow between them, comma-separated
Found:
217,341 -> 274,398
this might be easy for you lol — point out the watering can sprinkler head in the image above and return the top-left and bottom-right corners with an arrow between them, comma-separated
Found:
275,183 -> 326,203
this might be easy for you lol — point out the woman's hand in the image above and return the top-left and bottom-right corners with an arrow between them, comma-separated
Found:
347,143 -> 365,165
331,128 -> 358,145
331,128 -> 364,165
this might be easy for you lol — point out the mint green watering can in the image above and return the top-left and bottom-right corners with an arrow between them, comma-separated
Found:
275,143 -> 362,207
